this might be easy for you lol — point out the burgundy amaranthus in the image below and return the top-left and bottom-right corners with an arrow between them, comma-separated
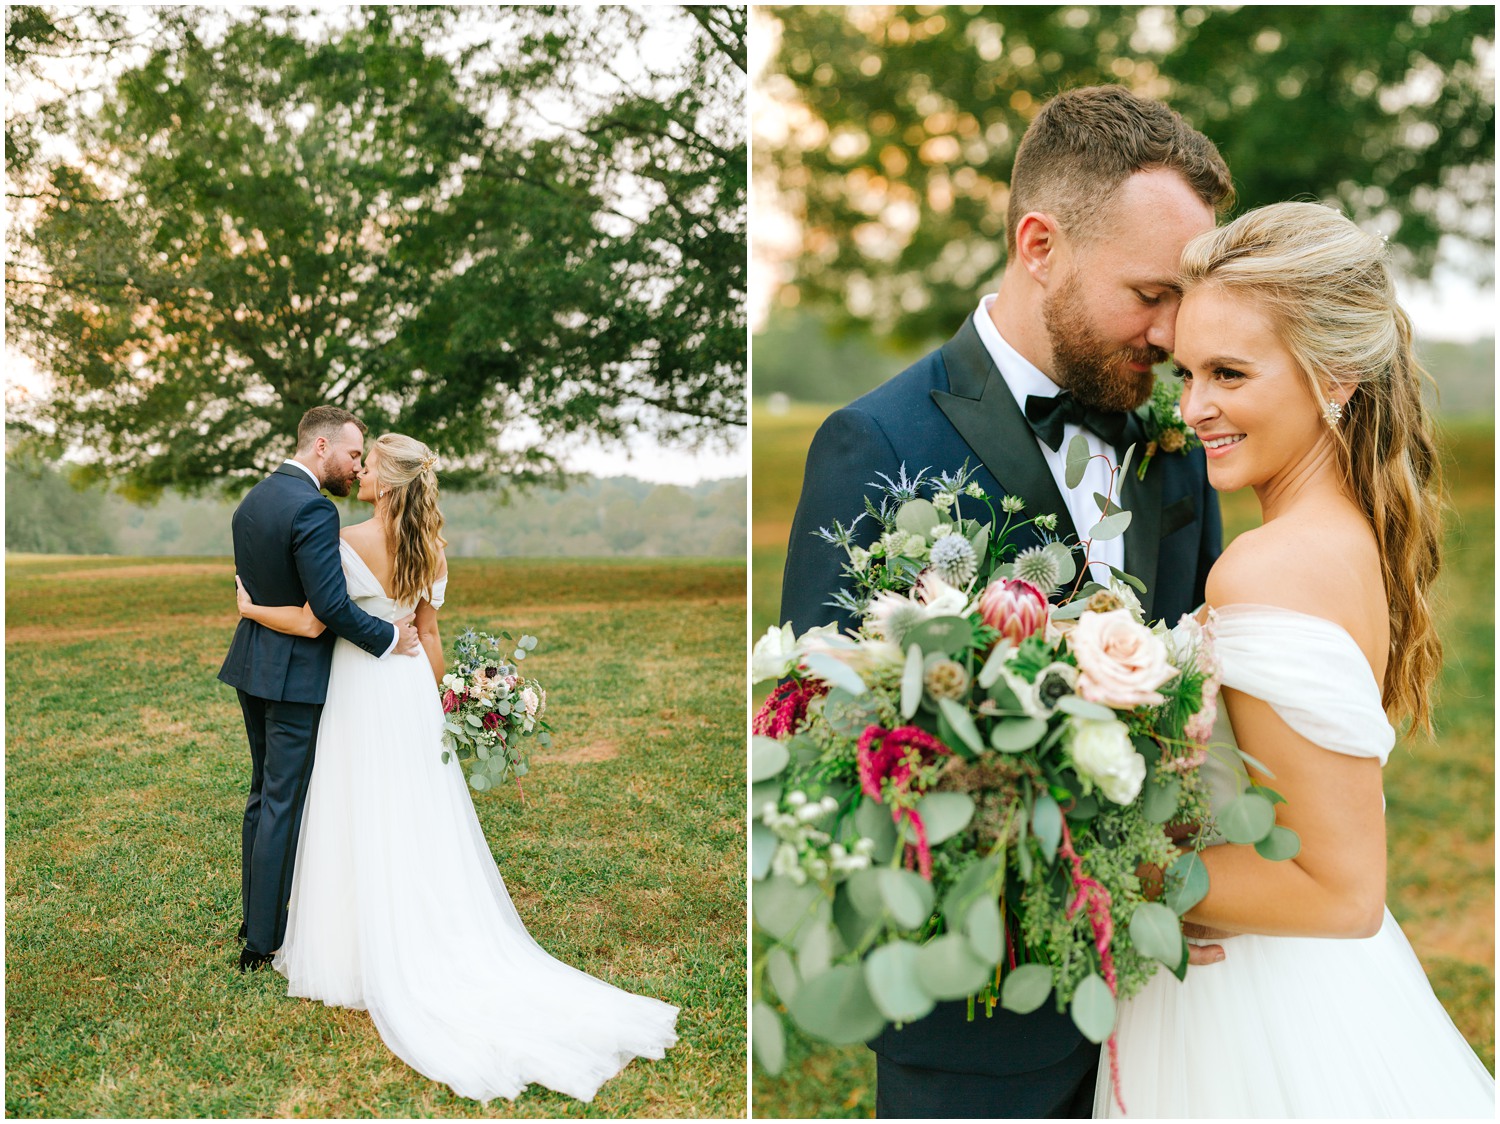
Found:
753,678 -> 828,738
857,724 -> 952,878
1058,817 -> 1126,1115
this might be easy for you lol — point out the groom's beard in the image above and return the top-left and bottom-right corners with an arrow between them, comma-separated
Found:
320,469 -> 355,497
1042,269 -> 1163,414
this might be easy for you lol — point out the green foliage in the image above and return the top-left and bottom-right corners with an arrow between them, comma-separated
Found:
766,5 -> 1494,345
9,5 -> 745,495
3,443 -> 117,553
6,554 -> 746,1116
751,408 -> 1495,1113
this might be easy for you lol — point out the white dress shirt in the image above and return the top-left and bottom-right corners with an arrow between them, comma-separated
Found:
281,459 -> 399,658
970,296 -> 1124,584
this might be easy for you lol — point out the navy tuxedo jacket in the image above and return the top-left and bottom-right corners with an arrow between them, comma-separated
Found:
780,317 -> 1223,1076
218,464 -> 397,705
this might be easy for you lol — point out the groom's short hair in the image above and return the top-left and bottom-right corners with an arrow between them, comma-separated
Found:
296,405 -> 367,452
1006,85 -> 1234,255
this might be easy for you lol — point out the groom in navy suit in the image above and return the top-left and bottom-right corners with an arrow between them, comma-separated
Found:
219,406 -> 420,971
781,87 -> 1233,1117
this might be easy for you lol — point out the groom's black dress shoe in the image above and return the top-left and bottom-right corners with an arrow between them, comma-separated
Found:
238,948 -> 273,973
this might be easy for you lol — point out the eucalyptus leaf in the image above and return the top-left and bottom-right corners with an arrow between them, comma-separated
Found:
466,714 -> 484,728
900,643 -> 924,719
904,616 -> 974,656
942,852 -> 1003,931
1220,791 -> 1277,845
750,779 -> 783,819
1070,973 -> 1116,1043
1234,747 -> 1278,779
801,652 -> 868,697
1000,962 -> 1053,1014
854,797 -> 898,863
469,773 -> 490,792
1043,540 -> 1077,585
1142,773 -> 1182,825
895,498 -> 941,538
912,791 -> 975,847
1129,901 -> 1186,968
845,867 -> 887,922
1088,511 -> 1132,541
1107,565 -> 1148,595
767,947 -> 800,1006
975,639 -> 1015,689
796,917 -> 838,978
440,750 -> 451,764
877,867 -> 936,930
1065,792 -> 1099,820
914,933 -> 993,1001
787,964 -> 888,1045
751,736 -> 790,783
1118,441 -> 1136,482
969,523 -> 991,564
751,823 -> 777,881
963,895 -> 1004,962
1064,434 -> 1091,489
1050,598 -> 1091,621
1165,851 -> 1209,915
864,941 -> 937,1023
1254,824 -> 1302,862
1092,492 -> 1121,516
937,698 -> 985,755
833,882 -> 882,950
1056,695 -> 1116,722
990,716 -> 1048,752
754,876 -> 822,941
1255,785 -> 1288,806
752,1001 -> 786,1075
1031,792 -> 1062,864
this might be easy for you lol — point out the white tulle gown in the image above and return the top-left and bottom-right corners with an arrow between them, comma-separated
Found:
274,541 -> 678,1103
1095,604 -> 1494,1118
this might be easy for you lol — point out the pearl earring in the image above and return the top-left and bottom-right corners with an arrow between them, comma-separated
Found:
1322,399 -> 1343,427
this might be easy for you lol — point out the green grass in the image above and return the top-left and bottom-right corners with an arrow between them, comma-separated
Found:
750,402 -> 1495,1115
6,556 -> 747,1118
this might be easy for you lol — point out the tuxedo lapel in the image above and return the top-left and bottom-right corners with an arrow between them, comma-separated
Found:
273,463 -> 321,492
1119,411 -> 1164,622
930,319 -> 1080,545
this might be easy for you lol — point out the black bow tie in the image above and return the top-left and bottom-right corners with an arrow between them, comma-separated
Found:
1024,392 -> 1128,452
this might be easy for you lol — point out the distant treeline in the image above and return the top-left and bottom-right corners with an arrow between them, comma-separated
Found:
754,312 -> 1496,418
6,458 -> 746,559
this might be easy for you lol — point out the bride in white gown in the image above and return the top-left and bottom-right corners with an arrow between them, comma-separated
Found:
235,433 -> 678,1103
1092,202 -> 1492,1117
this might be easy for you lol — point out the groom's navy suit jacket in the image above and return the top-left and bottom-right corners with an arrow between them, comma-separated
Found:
218,464 -> 395,704
781,317 -> 1222,1082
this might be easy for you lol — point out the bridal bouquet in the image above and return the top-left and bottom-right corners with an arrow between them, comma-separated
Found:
751,446 -> 1296,1110
439,627 -> 552,795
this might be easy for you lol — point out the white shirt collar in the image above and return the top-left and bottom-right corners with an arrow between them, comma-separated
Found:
971,293 -> 1062,409
283,459 -> 322,489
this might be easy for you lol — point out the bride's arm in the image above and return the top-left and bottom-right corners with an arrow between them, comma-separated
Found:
415,555 -> 449,684
1186,687 -> 1387,939
235,575 -> 327,638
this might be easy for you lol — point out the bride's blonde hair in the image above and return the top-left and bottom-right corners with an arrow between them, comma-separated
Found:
1178,201 -> 1443,734
372,433 -> 447,607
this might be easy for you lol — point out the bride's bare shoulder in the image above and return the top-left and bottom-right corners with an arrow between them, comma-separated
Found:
1206,507 -> 1383,631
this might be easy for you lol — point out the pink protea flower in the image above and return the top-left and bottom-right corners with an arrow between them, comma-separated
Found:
977,577 -> 1048,645
857,724 -> 953,879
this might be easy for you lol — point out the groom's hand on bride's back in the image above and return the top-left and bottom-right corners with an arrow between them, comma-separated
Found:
395,615 -> 421,656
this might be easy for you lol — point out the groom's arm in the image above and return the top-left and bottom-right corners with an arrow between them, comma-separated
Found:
289,499 -> 401,658
781,406 -> 901,639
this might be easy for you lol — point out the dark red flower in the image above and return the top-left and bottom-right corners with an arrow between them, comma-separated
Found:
441,690 -> 459,713
752,679 -> 829,738
856,724 -> 952,878
482,712 -> 501,731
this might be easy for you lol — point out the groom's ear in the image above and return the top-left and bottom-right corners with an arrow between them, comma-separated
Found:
1014,210 -> 1062,285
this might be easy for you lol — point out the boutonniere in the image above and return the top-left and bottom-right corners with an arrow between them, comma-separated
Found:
1135,378 -> 1199,480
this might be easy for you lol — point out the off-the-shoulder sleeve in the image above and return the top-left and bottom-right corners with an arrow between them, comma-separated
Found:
428,577 -> 448,610
1213,604 -> 1396,766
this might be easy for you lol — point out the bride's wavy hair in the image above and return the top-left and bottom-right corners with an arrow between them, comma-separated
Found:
1177,201 -> 1443,735
371,433 -> 447,607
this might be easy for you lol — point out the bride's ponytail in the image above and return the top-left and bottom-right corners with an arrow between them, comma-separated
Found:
1178,201 -> 1444,734
372,434 -> 447,607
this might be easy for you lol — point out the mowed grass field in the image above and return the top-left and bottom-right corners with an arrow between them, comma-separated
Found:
752,400 -> 1495,1116
6,556 -> 746,1118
